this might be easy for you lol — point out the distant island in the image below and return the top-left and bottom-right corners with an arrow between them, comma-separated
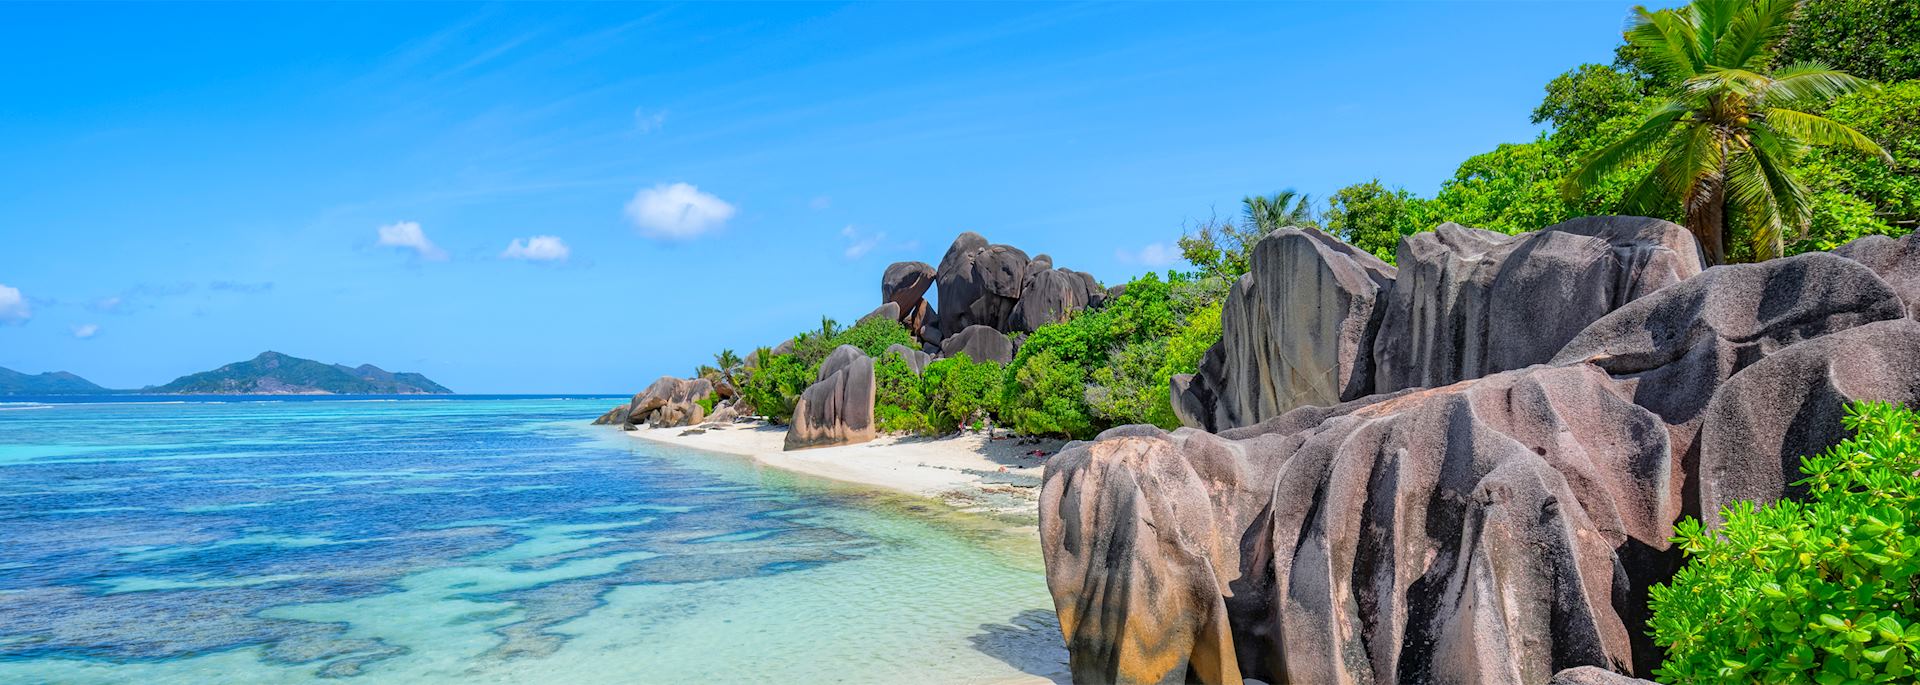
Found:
147,351 -> 451,395
0,351 -> 451,395
0,366 -> 112,395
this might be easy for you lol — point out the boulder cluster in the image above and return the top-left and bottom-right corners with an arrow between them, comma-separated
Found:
1043,224 -> 1920,684
601,231 -> 1106,450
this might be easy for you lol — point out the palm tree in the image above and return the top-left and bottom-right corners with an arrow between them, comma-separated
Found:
1242,190 -> 1316,233
1565,0 -> 1888,264
713,349 -> 744,391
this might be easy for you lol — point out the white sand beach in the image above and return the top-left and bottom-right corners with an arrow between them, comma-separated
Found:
618,421 -> 1065,518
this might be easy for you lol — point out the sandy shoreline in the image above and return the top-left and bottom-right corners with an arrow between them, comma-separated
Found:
615,420 -> 1064,519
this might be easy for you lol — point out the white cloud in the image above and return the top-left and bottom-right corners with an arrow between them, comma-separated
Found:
624,183 -> 736,239
0,283 -> 27,324
809,195 -> 832,210
1115,243 -> 1178,267
501,235 -> 571,262
633,107 -> 667,134
377,221 -> 448,261
841,225 -> 886,260
71,323 -> 99,339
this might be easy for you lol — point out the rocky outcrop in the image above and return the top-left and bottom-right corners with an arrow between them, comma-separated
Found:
939,324 -> 1014,365
1008,267 -> 1095,332
1835,231 -> 1919,317
1044,363 -> 1669,684
1177,227 -> 1396,432
622,376 -> 715,428
858,302 -> 901,326
882,261 -> 939,336
1550,251 -> 1906,521
883,343 -> 933,374
1548,667 -> 1660,685
705,400 -> 740,425
1696,318 -> 1920,527
590,403 -> 631,426
784,345 -> 877,450
1372,216 -> 1701,394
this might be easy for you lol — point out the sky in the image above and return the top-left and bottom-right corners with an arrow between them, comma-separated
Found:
0,1 -> 1647,393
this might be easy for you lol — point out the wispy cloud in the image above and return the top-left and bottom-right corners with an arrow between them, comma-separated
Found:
809,195 -> 832,210
633,107 -> 667,134
377,221 -> 448,261
71,323 -> 99,339
624,183 -> 736,239
501,235 -> 571,262
839,225 -> 917,260
1115,243 -> 1178,267
0,283 -> 28,324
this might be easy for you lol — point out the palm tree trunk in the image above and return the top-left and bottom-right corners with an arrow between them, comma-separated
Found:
1688,182 -> 1728,266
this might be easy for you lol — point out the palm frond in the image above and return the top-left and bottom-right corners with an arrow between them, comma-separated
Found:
1674,123 -> 1728,216
1628,6 -> 1703,81
1762,108 -> 1891,160
1564,100 -> 1689,198
1711,0 -> 1795,69
1688,67 -> 1770,98
1761,65 -> 1877,108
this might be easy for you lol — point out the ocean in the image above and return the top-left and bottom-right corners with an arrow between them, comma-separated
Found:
0,396 -> 1063,684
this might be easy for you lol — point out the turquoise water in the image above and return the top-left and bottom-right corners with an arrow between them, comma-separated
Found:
0,398 -> 1064,684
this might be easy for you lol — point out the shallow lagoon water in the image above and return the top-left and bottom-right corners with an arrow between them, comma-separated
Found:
0,397 -> 1065,684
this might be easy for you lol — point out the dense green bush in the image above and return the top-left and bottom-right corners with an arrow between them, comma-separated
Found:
922,353 -> 1003,434
737,352 -> 813,424
1002,348 -> 1095,438
1650,402 -> 1920,684
873,352 -> 933,434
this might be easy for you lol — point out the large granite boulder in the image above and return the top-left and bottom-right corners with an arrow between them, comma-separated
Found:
1548,667 -> 1660,685
939,324 -> 1014,365
1177,226 -> 1396,432
1373,216 -> 1701,394
590,403 -> 631,425
883,343 -> 933,375
623,376 -> 714,428
882,261 -> 938,335
857,302 -> 900,326
1007,267 -> 1092,332
785,345 -> 877,450
1550,251 -> 1907,521
1835,232 -> 1919,317
934,232 -> 1038,334
1697,318 -> 1920,527
1044,363 -> 1669,684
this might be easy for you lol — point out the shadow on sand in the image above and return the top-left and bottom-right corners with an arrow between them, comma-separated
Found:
970,608 -> 1070,684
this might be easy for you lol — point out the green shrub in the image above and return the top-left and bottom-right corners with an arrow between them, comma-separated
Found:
696,394 -> 719,415
1002,348 -> 1096,439
830,316 -> 917,358
737,353 -> 814,424
1087,338 -> 1176,429
873,352 -> 933,434
923,354 -> 1002,434
1649,401 -> 1920,684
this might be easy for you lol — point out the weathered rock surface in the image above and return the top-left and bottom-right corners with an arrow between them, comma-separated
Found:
590,403 -> 631,426
882,261 -> 938,335
1697,318 -> 1920,527
1008,267 -> 1092,333
1548,667 -> 1660,685
934,232 -> 1033,334
883,343 -> 933,374
939,324 -> 1014,365
858,302 -> 900,326
1179,226 -> 1396,432
622,376 -> 714,428
1835,232 -> 1919,317
1373,216 -> 1702,395
1045,363 -> 1669,684
1550,251 -> 1906,521
784,345 -> 877,450
705,400 -> 739,425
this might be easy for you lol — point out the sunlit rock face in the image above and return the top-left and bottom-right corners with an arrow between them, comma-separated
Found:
1373,216 -> 1701,395
1046,364 -> 1664,684
1062,225 -> 1920,684
619,376 -> 714,428
784,345 -> 877,451
1173,227 -> 1396,433
1835,231 -> 1920,318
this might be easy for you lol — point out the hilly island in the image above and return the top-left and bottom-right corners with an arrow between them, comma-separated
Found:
0,352 -> 451,395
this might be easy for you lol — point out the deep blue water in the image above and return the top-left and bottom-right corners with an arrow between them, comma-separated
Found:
0,397 -> 1061,684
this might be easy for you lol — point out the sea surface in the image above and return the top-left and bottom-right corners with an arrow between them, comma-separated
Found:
0,396 -> 1064,684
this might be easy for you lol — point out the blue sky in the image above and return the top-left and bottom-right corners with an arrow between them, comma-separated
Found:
0,2 -> 1644,393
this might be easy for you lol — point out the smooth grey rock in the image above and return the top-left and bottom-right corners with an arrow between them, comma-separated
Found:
622,376 -> 714,428
883,343 -> 933,374
1044,364 -> 1661,684
1835,232 -> 1919,317
939,324 -> 1014,365
1373,216 -> 1701,394
785,345 -> 876,450
935,232 -> 991,337
858,302 -> 900,326
1548,667 -> 1660,685
1008,268 -> 1091,333
881,261 -> 936,306
1698,319 -> 1920,527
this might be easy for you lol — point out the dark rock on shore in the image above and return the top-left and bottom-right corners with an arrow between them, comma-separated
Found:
939,324 -> 1014,365
785,345 -> 877,450
1373,216 -> 1701,394
620,376 -> 715,428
